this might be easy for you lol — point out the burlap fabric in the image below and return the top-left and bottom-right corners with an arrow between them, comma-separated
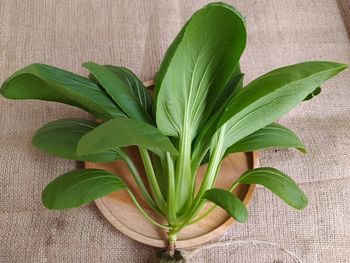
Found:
1,0 -> 349,262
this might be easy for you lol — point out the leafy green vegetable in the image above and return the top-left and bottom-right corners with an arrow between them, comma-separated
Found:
76,117 -> 178,156
218,62 -> 346,151
225,122 -> 306,155
0,63 -> 125,120
32,118 -> 122,162
102,65 -> 153,116
238,167 -> 308,209
210,65 -> 244,116
0,2 -> 347,249
42,169 -> 126,209
204,188 -> 248,223
193,61 -> 346,167
155,3 -> 246,139
155,2 -> 247,212
83,62 -> 153,123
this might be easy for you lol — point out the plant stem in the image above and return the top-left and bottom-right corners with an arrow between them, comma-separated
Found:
174,125 -> 227,231
117,149 -> 163,216
168,228 -> 177,243
179,161 -> 221,229
126,189 -> 170,230
139,147 -> 167,213
190,144 -> 209,198
229,181 -> 240,192
167,228 -> 178,258
187,205 -> 215,225
166,153 -> 177,225
191,126 -> 226,211
175,125 -> 192,214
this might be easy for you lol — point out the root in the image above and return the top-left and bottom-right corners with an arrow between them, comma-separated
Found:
155,242 -> 186,263
168,241 -> 176,257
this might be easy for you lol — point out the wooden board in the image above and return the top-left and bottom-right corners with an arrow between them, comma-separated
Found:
85,151 -> 259,248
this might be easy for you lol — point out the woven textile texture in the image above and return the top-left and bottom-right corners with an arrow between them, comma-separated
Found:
1,0 -> 349,262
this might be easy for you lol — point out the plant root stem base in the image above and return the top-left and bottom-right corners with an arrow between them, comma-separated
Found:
156,249 -> 186,263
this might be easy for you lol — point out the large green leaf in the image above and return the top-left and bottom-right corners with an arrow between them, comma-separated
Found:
237,167 -> 308,209
225,122 -> 306,155
32,118 -> 122,162
193,61 -> 346,168
155,2 -> 247,139
0,63 -> 125,120
155,2 -> 247,213
102,65 -> 153,116
217,61 -> 347,153
204,188 -> 248,223
83,62 -> 153,123
42,169 -> 126,209
77,117 -> 178,156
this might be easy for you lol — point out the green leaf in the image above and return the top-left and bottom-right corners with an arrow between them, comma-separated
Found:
77,117 -> 178,156
218,61 -> 347,153
237,167 -> 308,209
204,188 -> 248,223
0,63 -> 125,120
42,169 -> 126,209
155,2 -> 247,213
102,65 -> 153,117
32,118 -> 122,162
303,86 -> 321,101
225,122 -> 306,155
210,65 -> 244,116
83,62 -> 153,123
155,2 -> 247,139
198,67 -> 244,165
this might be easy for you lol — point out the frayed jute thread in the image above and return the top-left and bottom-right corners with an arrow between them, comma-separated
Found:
180,237 -> 303,263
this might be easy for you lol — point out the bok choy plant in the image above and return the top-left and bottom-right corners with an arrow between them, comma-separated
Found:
1,2 -> 346,261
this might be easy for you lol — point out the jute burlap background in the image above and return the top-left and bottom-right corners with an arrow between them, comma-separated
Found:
1,1 -> 349,262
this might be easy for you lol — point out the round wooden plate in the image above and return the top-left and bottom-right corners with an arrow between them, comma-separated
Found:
85,80 -> 259,248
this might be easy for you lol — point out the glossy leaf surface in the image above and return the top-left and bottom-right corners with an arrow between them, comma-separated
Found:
155,2 -> 247,212
103,65 -> 153,116
32,118 -> 122,162
83,62 -> 152,123
204,188 -> 248,223
0,63 -> 124,120
210,65 -> 244,116
42,169 -> 126,209
225,122 -> 306,155
77,117 -> 178,156
238,167 -> 308,209
155,2 -> 247,139
218,61 -> 347,153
